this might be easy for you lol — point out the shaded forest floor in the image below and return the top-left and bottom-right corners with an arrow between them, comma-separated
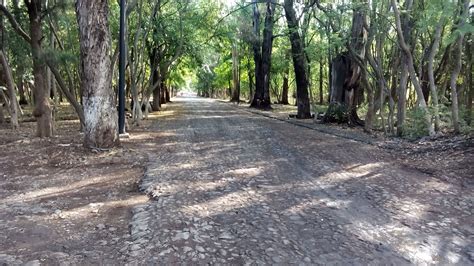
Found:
0,106 -> 162,264
0,100 -> 472,264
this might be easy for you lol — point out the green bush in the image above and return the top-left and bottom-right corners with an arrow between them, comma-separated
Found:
404,107 -> 429,139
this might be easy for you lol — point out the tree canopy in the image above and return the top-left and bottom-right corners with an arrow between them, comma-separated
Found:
0,0 -> 472,145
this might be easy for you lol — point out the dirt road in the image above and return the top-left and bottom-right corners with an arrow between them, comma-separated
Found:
126,96 -> 473,264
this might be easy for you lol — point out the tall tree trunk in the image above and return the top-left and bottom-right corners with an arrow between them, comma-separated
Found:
450,0 -> 469,133
281,55 -> 290,105
392,0 -> 435,136
397,58 -> 409,136
230,41 -> 240,102
284,0 -> 311,119
165,85 -> 170,102
0,51 -> 19,129
0,2 -> 19,129
260,1 -> 273,108
326,24 -> 332,104
247,56 -> 254,103
427,21 -> 443,132
76,0 -> 119,148
160,76 -> 166,104
26,0 -> 53,137
250,0 -> 274,109
11,0 -> 27,105
151,69 -> 161,111
319,59 -> 324,105
395,0 -> 412,136
467,22 -> 473,125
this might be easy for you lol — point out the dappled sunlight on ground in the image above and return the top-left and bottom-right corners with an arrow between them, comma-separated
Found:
127,97 -> 473,264
0,114 -> 155,264
181,190 -> 266,218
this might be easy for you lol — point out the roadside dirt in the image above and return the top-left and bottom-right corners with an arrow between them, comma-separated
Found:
0,114 -> 156,264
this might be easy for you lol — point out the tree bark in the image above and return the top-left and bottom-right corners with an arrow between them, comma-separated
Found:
427,21 -> 443,132
467,20 -> 473,125
0,51 -> 19,129
319,59 -> 324,105
230,41 -> 240,102
250,0 -> 274,109
323,1 -> 367,125
284,0 -> 311,119
0,2 -> 19,129
25,0 -> 54,137
449,0 -> 469,133
10,0 -> 27,105
165,84 -> 170,102
247,56 -> 254,103
151,69 -> 161,111
76,0 -> 119,149
281,56 -> 290,105
160,77 -> 166,104
391,0 -> 435,136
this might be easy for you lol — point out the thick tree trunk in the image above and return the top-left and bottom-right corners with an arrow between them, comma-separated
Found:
284,0 -> 311,119
18,80 -> 27,105
165,86 -> 170,102
250,0 -> 274,110
160,78 -> 166,104
324,1 -> 366,125
26,0 -> 53,137
76,0 -> 119,149
151,69 -> 161,111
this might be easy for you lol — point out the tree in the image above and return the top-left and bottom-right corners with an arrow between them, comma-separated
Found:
323,0 -> 367,125
230,41 -> 241,102
26,0 -> 54,137
449,0 -> 470,134
250,0 -> 275,110
76,0 -> 119,148
283,0 -> 311,119
0,2 -> 19,129
0,51 -> 19,129
391,0 -> 435,136
281,50 -> 290,105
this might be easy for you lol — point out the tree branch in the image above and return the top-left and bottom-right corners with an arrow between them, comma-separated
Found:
0,4 -> 31,43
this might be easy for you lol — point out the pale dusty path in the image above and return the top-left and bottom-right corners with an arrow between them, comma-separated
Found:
127,96 -> 473,265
